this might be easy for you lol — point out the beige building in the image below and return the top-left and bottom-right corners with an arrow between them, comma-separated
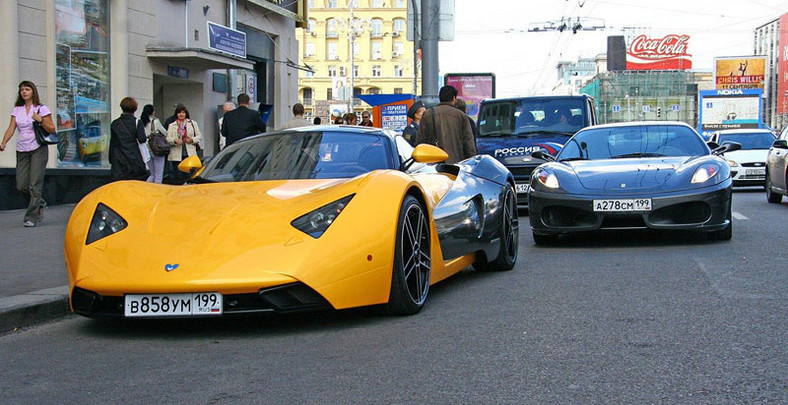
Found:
297,0 -> 420,122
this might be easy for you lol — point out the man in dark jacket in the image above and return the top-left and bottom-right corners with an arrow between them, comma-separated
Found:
221,93 -> 266,147
109,97 -> 148,181
402,100 -> 424,146
415,85 -> 477,164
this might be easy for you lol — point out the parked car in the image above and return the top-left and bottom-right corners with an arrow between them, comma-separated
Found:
476,95 -> 598,208
709,129 -> 775,187
65,126 -> 518,319
766,126 -> 788,203
528,121 -> 740,244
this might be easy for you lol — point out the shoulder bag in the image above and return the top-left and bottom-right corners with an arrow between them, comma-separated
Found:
147,120 -> 170,156
33,107 -> 59,145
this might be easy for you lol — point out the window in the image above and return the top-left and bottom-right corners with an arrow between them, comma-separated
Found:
327,0 -> 338,8
368,88 -> 381,95
371,42 -> 382,59
302,88 -> 313,105
393,42 -> 404,57
352,42 -> 359,58
308,0 -> 316,7
327,88 -> 333,99
305,43 -> 315,57
394,0 -> 405,7
339,66 -> 346,77
326,19 -> 337,37
394,88 -> 403,94
371,0 -> 383,7
327,42 -> 338,60
354,65 -> 359,77
305,69 -> 314,78
372,65 -> 381,77
394,65 -> 403,77
307,19 -> 316,34
371,19 -> 383,37
393,19 -> 405,33
328,66 -> 337,77
347,0 -> 359,7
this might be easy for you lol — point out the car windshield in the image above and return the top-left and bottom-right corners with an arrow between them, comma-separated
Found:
717,132 -> 776,150
557,125 -> 709,161
199,131 -> 395,182
478,98 -> 586,137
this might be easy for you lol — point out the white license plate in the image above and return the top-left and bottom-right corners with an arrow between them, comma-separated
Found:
593,198 -> 652,212
745,168 -> 765,175
124,292 -> 223,317
516,183 -> 531,194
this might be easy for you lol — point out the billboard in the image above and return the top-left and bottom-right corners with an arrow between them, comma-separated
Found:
779,14 -> 788,115
714,56 -> 767,90
626,34 -> 692,70
444,73 -> 495,119
698,89 -> 763,138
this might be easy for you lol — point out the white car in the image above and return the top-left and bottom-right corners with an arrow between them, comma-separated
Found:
710,129 -> 776,187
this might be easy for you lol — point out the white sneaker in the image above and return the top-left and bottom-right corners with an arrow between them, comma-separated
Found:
23,220 -> 35,227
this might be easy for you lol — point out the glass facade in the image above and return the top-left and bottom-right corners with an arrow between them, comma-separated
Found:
55,0 -> 111,168
582,71 -> 707,128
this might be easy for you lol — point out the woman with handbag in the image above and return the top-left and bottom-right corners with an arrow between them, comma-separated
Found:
166,105 -> 201,185
0,81 -> 54,227
141,104 -> 168,183
109,97 -> 148,182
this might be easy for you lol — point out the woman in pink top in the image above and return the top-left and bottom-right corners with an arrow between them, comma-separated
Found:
0,81 -> 55,227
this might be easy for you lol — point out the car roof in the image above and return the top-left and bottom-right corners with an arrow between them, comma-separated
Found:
578,121 -> 695,131
242,124 -> 397,143
481,95 -> 593,104
714,129 -> 774,135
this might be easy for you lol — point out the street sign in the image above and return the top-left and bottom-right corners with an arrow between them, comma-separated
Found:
642,105 -> 651,113
612,105 -> 620,112
207,22 -> 246,58
672,104 -> 680,111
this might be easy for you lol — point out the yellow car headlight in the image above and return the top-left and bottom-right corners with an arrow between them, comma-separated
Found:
86,203 -> 127,244
291,195 -> 354,238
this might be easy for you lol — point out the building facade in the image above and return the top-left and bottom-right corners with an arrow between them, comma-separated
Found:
297,0 -> 419,123
0,0 -> 305,209
754,14 -> 784,131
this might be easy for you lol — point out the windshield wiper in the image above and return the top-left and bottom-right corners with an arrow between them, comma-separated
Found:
514,129 -> 575,137
559,157 -> 588,162
610,152 -> 665,159
186,174 -> 216,184
479,131 -> 512,137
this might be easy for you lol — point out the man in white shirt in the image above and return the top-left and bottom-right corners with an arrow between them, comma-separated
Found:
217,101 -> 235,151
278,103 -> 311,130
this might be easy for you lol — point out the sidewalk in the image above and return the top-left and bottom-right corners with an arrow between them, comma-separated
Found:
0,204 -> 74,332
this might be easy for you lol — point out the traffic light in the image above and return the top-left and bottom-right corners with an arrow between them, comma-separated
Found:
657,107 -> 662,119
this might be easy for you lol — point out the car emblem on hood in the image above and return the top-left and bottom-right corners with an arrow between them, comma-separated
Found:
164,264 -> 179,272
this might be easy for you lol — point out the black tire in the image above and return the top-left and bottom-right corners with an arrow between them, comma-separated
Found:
766,172 -> 783,203
533,232 -> 559,245
474,185 -> 518,271
707,205 -> 732,241
383,195 -> 431,316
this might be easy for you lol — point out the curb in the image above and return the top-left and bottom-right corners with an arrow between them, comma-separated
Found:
0,286 -> 70,333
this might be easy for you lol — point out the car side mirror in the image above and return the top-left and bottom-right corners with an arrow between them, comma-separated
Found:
178,154 -> 203,174
773,139 -> 788,149
706,141 -> 720,150
712,141 -> 741,156
412,144 -> 449,164
531,150 -> 556,162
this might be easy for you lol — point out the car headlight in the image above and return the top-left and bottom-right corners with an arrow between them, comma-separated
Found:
86,203 -> 128,244
723,158 -> 738,168
291,194 -> 354,238
691,164 -> 721,184
534,168 -> 560,189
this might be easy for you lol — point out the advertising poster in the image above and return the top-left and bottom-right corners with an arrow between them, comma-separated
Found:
444,73 -> 495,119
698,89 -> 763,138
332,77 -> 349,101
714,56 -> 767,90
626,34 -> 692,70
779,14 -> 788,115
381,103 -> 409,132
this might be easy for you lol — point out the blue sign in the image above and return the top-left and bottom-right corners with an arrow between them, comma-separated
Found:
381,103 -> 409,132
612,105 -> 620,112
167,65 -> 189,80
671,104 -> 680,112
208,22 -> 246,58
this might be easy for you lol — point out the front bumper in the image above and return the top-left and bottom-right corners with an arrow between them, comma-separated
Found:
731,167 -> 766,186
528,182 -> 732,235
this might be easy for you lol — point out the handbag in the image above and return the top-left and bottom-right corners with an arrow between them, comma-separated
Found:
147,121 -> 170,156
33,107 -> 59,145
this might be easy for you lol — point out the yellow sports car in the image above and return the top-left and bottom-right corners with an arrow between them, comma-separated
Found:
65,126 -> 518,318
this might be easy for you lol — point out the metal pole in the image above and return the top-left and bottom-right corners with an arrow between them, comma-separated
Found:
349,4 -> 355,113
420,0 -> 439,106
411,0 -> 419,97
227,0 -> 236,100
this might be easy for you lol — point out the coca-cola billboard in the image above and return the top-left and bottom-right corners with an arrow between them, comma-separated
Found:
626,34 -> 692,70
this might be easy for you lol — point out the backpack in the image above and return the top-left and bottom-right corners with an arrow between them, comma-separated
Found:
147,120 -> 170,156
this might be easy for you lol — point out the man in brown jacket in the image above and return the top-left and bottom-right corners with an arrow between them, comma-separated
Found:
416,85 -> 477,164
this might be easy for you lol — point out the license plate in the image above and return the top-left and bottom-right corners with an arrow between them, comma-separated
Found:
593,198 -> 652,212
124,292 -> 223,317
515,183 -> 530,194
745,168 -> 765,175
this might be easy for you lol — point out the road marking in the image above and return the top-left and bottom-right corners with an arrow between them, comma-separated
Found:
732,212 -> 748,220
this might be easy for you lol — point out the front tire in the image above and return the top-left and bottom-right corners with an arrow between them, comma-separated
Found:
474,185 -> 518,271
383,195 -> 431,315
766,172 -> 783,203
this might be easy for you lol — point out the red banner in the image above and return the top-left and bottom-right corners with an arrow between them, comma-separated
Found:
778,14 -> 788,114
626,34 -> 692,70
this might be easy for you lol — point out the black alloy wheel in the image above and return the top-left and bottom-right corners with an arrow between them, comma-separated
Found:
474,185 -> 519,271
766,172 -> 783,203
384,195 -> 431,315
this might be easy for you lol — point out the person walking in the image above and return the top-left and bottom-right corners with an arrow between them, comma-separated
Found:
140,104 -> 168,184
416,85 -> 477,164
221,93 -> 265,147
0,81 -> 54,227
109,97 -> 149,182
278,103 -> 311,130
359,111 -> 374,127
217,101 -> 235,151
345,112 -> 358,125
402,100 -> 424,146
166,105 -> 202,184
313,117 -> 322,125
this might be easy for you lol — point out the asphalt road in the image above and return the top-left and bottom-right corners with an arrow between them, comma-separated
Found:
1,190 -> 786,404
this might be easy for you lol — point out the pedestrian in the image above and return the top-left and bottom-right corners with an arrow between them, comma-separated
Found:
345,112 -> 358,125
221,93 -> 265,147
109,97 -> 149,182
166,105 -> 202,184
0,80 -> 54,227
313,117 -> 322,125
278,103 -> 311,130
359,111 -> 374,127
454,98 -> 478,138
416,85 -> 477,164
140,104 -> 168,184
217,101 -> 235,151
163,103 -> 184,130
334,116 -> 344,125
402,100 -> 424,146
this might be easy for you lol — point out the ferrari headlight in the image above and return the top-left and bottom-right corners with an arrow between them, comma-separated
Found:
534,168 -> 560,189
86,203 -> 127,244
723,158 -> 738,168
291,194 -> 355,238
691,164 -> 721,184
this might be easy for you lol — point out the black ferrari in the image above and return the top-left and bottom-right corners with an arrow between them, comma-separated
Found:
528,121 -> 741,244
